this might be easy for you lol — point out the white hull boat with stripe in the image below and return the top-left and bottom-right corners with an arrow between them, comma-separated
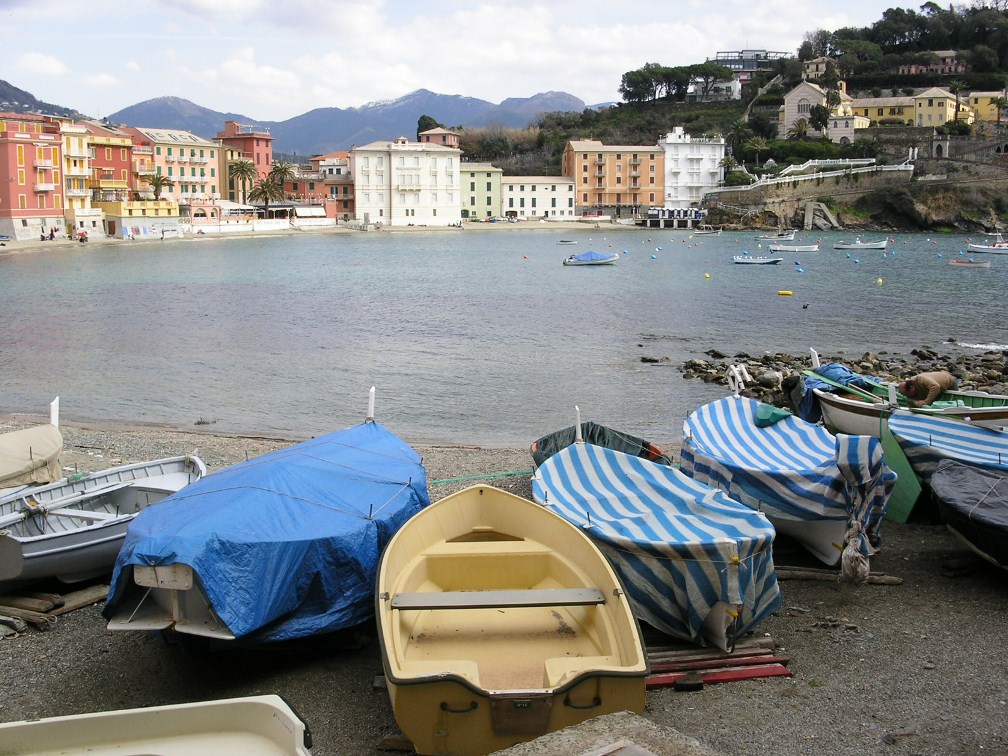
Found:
887,410 -> 1008,481
681,397 -> 895,576
0,455 -> 206,588
532,442 -> 781,652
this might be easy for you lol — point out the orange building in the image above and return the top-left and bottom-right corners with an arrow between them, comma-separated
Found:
217,120 -> 274,180
561,140 -> 665,217
0,112 -> 65,240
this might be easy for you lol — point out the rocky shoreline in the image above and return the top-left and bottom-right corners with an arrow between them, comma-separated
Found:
678,344 -> 1008,411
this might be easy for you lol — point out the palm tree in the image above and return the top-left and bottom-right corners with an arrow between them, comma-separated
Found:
786,118 -> 810,141
745,136 -> 770,169
949,80 -> 965,121
725,118 -> 752,155
248,176 -> 285,216
991,96 -> 1008,125
228,159 -> 256,204
268,160 -> 296,199
146,174 -> 174,200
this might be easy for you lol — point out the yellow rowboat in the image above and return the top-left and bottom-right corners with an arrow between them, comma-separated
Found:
376,485 -> 648,756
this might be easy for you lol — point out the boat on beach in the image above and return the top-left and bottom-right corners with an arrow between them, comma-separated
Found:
529,412 -> 672,468
532,441 -> 781,652
887,409 -> 1008,481
930,460 -> 1008,570
768,243 -> 819,252
0,694 -> 312,755
0,454 -> 206,589
105,394 -> 430,644
681,395 -> 895,576
376,484 -> 648,756
833,237 -> 888,250
733,255 -> 781,264
562,249 -> 619,266
0,397 -> 63,494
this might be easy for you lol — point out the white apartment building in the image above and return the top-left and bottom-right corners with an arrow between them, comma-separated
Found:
501,176 -> 576,219
658,127 -> 725,206
352,136 -> 461,227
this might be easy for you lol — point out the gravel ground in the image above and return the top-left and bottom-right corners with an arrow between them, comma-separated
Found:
1,421 -> 1006,755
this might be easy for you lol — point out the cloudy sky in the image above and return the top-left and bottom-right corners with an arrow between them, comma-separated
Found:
5,0 -> 905,121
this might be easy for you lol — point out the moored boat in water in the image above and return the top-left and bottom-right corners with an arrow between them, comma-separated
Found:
733,255 -> 781,264
967,232 -> 1008,253
376,484 -> 648,756
833,237 -> 888,250
562,249 -> 619,266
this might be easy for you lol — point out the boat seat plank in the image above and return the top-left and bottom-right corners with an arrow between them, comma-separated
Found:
45,509 -> 118,522
392,587 -> 605,610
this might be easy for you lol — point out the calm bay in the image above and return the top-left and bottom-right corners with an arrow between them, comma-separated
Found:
2,226 -> 1006,447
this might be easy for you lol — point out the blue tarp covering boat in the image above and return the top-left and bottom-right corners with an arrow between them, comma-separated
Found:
887,410 -> 1008,481
103,421 -> 429,643
563,250 -> 619,266
532,442 -> 780,651
681,397 -> 895,579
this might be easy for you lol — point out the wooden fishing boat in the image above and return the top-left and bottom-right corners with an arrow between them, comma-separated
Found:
887,409 -> 1008,481
0,695 -> 312,755
533,442 -> 780,652
529,411 -> 672,468
105,400 -> 429,645
681,396 -> 895,575
376,484 -> 648,756
769,243 -> 819,252
930,460 -> 1008,570
950,258 -> 991,268
833,237 -> 888,250
0,454 -> 206,588
0,397 -> 63,493
562,250 -> 619,266
967,232 -> 1008,253
756,230 -> 795,241
693,225 -> 722,236
733,255 -> 781,264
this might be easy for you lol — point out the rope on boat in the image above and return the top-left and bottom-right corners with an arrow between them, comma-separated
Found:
428,470 -> 533,485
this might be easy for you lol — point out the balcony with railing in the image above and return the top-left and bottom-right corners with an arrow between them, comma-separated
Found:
65,187 -> 89,197
64,147 -> 89,158
34,158 -> 54,168
133,145 -> 153,154
34,182 -> 56,192
65,164 -> 89,176
60,124 -> 88,134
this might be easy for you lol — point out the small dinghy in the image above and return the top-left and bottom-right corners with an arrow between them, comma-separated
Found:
930,460 -> 1008,570
0,454 -> 206,589
376,484 -> 648,756
530,415 -> 672,468
681,396 -> 895,579
533,441 -> 781,651
562,249 -> 619,266
0,695 -> 312,755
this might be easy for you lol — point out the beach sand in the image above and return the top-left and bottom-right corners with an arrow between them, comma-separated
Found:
1,420 -> 1006,755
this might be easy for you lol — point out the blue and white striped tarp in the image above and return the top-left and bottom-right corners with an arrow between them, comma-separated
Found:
887,410 -> 1008,480
680,397 -> 895,568
532,442 -> 781,650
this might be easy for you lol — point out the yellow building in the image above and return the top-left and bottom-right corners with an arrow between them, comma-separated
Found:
965,91 -> 1008,123
562,140 -> 664,217
913,87 -> 974,127
850,96 -> 915,125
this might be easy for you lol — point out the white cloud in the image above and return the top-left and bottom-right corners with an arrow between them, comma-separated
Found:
15,52 -> 68,76
85,73 -> 120,87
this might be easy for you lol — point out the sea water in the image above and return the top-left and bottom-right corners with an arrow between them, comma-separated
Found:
1,228 -> 1005,447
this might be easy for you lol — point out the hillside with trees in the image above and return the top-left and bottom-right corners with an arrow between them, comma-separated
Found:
446,2 -> 1008,177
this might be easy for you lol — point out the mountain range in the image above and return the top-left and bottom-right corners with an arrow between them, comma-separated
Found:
105,89 -> 590,156
1,80 -> 592,156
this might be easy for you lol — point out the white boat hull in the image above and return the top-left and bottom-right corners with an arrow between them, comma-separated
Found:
0,695 -> 312,755
769,244 -> 819,252
0,456 -> 206,588
814,388 -> 1008,436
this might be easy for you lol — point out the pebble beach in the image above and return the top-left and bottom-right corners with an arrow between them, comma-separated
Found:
1,419 -> 1006,755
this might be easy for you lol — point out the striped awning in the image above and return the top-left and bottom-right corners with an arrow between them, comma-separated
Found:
532,442 -> 780,650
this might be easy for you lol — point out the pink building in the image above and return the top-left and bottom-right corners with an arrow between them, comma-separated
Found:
0,112 -> 65,240
217,120 -> 273,180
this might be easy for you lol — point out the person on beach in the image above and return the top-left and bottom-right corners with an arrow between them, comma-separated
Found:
898,370 -> 958,407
